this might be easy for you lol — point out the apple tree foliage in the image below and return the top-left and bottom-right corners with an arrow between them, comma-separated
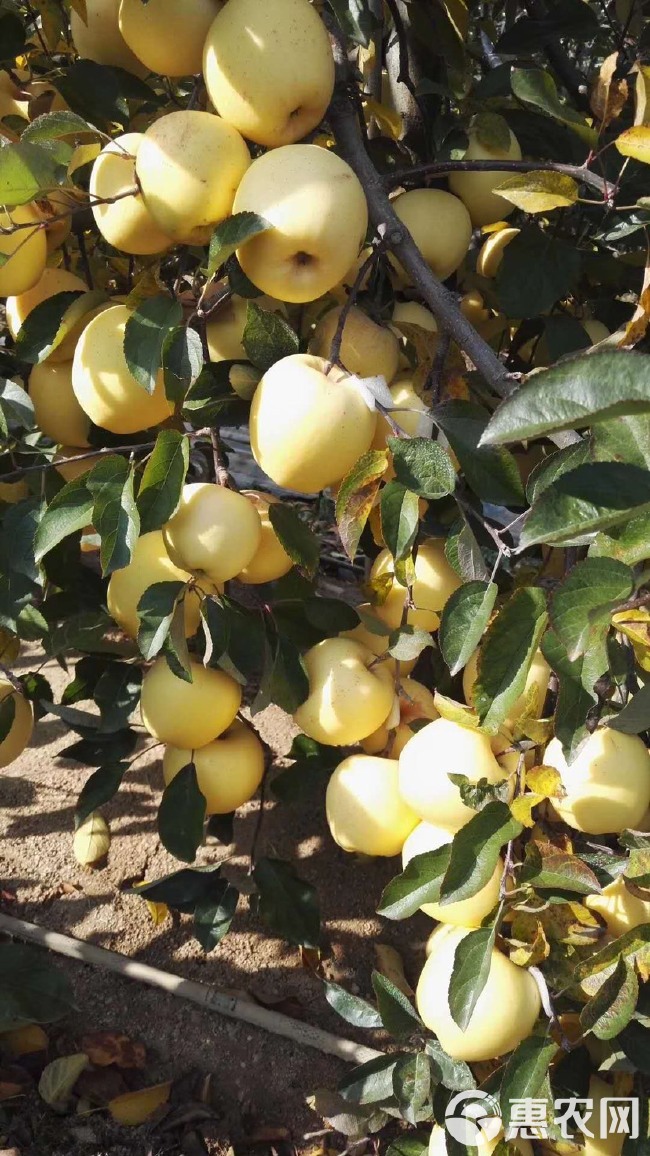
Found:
1,0 -> 650,1140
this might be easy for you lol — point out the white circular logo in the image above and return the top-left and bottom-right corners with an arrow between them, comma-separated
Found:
445,1090 -> 502,1146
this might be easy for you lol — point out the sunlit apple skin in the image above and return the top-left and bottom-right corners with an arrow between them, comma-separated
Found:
6,267 -> 88,363
402,821 -> 502,924
236,491 -> 293,585
392,301 -> 438,334
429,1124 -> 533,1156
163,720 -> 264,814
544,728 -> 650,835
0,679 -> 34,769
463,647 -> 551,730
90,133 -> 173,255
29,361 -> 91,448
398,717 -> 513,830
118,0 -> 221,77
107,530 -> 219,640
294,638 -> 397,747
54,447 -> 103,483
586,873 -> 650,938
325,753 -> 418,856
370,540 -> 462,633
309,306 -> 400,384
202,0 -> 334,149
140,657 -> 241,748
476,226 -> 520,278
136,111 -> 251,246
232,145 -> 368,304
0,204 -> 47,297
72,304 -> 174,435
206,295 -> 286,363
449,126 -> 522,227
162,483 -> 261,584
417,924 -> 541,1061
249,353 -> 377,494
362,677 -> 438,756
391,189 -> 472,283
581,1077 -> 626,1156
70,0 -> 147,75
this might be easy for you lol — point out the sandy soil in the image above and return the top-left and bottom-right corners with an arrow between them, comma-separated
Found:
0,650 -> 432,1155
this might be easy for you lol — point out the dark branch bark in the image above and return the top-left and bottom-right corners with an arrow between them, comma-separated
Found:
383,158 -> 608,199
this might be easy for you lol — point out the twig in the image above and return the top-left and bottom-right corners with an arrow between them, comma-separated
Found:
0,188 -> 140,236
0,661 -> 25,695
0,912 -> 383,1065
426,330 -> 451,405
0,429 -> 217,483
383,159 -> 608,199
327,242 -> 383,372
209,429 -> 231,488
366,0 -> 384,105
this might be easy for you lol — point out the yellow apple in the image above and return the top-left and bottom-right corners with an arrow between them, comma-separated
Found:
107,530 -> 220,639
339,604 -> 398,676
583,319 -> 610,344
293,637 -> 397,746
0,679 -> 33,768
0,204 -> 47,297
586,873 -> 650,938
0,630 -> 20,665
308,305 -> 400,383
460,289 -> 491,327
417,924 -> 541,1060
236,491 -> 293,585
232,145 -> 368,304
449,125 -> 522,227
371,376 -> 434,473
73,813 -> 111,866
249,353 -> 377,493
206,295 -> 286,363
476,227 -> 520,278
325,753 -> 418,856
544,728 -> 650,834
70,0 -> 147,74
398,716 -> 513,830
162,482 -> 261,583
429,1124 -> 533,1156
119,0 -> 221,77
55,447 -> 103,483
89,133 -> 173,255
6,267 -> 89,362
362,677 -> 438,756
369,540 -> 462,633
402,821 -> 502,924
72,304 -> 174,434
392,301 -> 438,335
29,361 -> 91,448
202,0 -> 334,148
140,657 -> 241,748
163,719 -> 264,813
136,111 -> 251,245
463,648 -> 551,730
391,189 -> 472,283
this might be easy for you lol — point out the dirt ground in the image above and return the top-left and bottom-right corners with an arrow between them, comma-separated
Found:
0,649 -> 433,1156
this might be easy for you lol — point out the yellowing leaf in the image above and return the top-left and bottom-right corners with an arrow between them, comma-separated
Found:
510,793 -> 544,827
68,142 -> 101,177
365,98 -> 403,141
495,171 -> 579,213
125,265 -> 165,310
616,125 -> 650,162
0,1023 -> 48,1057
38,1053 -> 89,1109
612,608 -> 650,671
374,943 -> 414,996
634,65 -> 650,126
433,693 -> 482,729
526,764 -> 566,798
145,900 -> 169,927
108,1081 -> 171,1126
591,52 -> 629,128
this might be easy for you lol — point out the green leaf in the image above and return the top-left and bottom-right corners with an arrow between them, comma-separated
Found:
0,694 -> 16,744
251,632 -> 308,715
130,865 -> 224,914
435,401 -> 524,506
445,517 -> 489,582
0,377 -> 34,428
377,847 -> 451,920
335,449 -> 388,560
386,1135 -> 429,1156
380,483 -> 420,563
439,581 -> 498,677
87,457 -> 140,576
75,762 -> 127,828
550,556 -> 633,661
392,1052 -> 431,1125
326,0 -> 380,46
243,301 -> 299,372
253,857 -> 321,948
15,289 -> 105,364
161,598 -> 192,683
0,943 -> 74,1027
21,109 -> 99,142
339,1053 -> 399,1106
526,442 -> 591,505
123,295 -> 182,395
268,503 -> 320,579
580,957 -> 639,1040
608,682 -> 650,734
448,925 -> 496,1031
136,580 -> 185,660
590,511 -> 650,567
161,326 -> 203,404
136,430 -> 189,534
519,842 -> 601,895
372,972 -> 422,1039
542,628 -> 596,757
520,463 -> 650,549
324,983 -> 383,1029
495,225 -> 582,321
34,476 -> 93,562
94,662 -> 142,733
574,924 -> 650,983
482,352 -> 650,446
193,881 -> 239,952
388,437 -> 457,500
157,761 -> 206,864
592,414 -> 650,471
0,12 -> 26,62
271,735 -> 339,802
424,1040 -> 476,1091
499,1036 -> 558,1128
201,595 -> 265,683
0,140 -> 65,206
387,625 -> 434,663
440,801 -> 521,907
304,597 -> 359,634
206,212 -> 271,280
472,587 -> 548,733
511,67 -> 596,144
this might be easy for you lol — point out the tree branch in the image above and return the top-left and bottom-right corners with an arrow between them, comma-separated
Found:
383,158 -> 608,199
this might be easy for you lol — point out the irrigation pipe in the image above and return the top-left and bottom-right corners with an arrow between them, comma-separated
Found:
0,912 -> 383,1066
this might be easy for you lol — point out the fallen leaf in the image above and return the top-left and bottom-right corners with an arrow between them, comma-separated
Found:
81,1031 -> 146,1069
75,1066 -> 129,1106
373,943 -> 414,997
108,1080 -> 172,1126
145,899 -> 170,926
38,1053 -> 89,1110
0,1065 -> 31,1102
0,1024 -> 48,1057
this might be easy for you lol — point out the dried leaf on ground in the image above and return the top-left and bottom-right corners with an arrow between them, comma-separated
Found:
81,1030 -> 146,1069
